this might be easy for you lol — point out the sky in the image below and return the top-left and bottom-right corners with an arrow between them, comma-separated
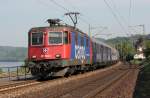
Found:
0,0 -> 150,47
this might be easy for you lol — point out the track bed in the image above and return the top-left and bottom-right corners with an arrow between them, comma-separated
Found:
0,62 -> 139,98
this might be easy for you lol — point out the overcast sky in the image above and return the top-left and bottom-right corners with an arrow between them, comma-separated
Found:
0,0 -> 150,47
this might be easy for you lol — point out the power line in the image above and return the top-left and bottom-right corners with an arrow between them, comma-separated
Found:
48,0 -> 70,12
107,0 -> 135,37
36,0 -> 101,35
108,0 -> 128,26
48,0 -> 94,35
128,0 -> 135,47
103,0 -> 129,36
62,0 -> 97,26
128,0 -> 133,26
34,0 -> 65,17
48,0 -> 89,24
62,0 -> 78,11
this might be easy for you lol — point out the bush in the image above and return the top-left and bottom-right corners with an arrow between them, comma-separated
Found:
144,48 -> 150,58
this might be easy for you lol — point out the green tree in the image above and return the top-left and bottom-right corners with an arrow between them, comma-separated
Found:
115,41 -> 135,60
144,40 -> 150,58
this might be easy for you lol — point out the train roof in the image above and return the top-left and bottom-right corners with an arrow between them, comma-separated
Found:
91,38 -> 117,51
30,25 -> 89,37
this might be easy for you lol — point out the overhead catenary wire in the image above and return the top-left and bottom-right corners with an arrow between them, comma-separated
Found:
103,0 -> 129,36
35,0 -> 107,36
48,0 -> 70,12
53,0 -> 101,30
34,0 -> 91,35
128,0 -> 135,47
62,0 -> 78,11
108,0 -> 128,26
62,0 -> 96,24
62,0 -> 111,37
36,0 -> 129,38
48,0 -> 90,24
34,0 -> 61,14
128,0 -> 132,26
48,0 -> 95,35
128,0 -> 132,35
34,0 -> 67,20
107,0 -> 135,37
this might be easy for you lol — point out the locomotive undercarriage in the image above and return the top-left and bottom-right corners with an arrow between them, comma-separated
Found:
28,60 -> 67,79
27,60 -> 95,79
27,59 -> 118,79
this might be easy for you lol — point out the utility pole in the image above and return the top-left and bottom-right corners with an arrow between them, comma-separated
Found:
138,24 -> 145,35
65,12 -> 80,28
129,24 -> 145,35
128,24 -> 146,48
129,24 -> 146,60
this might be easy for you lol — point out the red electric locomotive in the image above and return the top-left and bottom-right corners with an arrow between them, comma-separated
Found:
27,19 -> 119,79
27,19 -> 93,78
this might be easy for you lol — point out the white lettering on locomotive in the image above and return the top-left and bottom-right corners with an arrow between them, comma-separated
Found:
75,45 -> 85,63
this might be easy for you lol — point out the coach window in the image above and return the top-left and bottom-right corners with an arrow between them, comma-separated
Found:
81,36 -> 84,46
49,32 -> 62,44
95,43 -> 96,52
63,31 -> 68,44
31,32 -> 43,45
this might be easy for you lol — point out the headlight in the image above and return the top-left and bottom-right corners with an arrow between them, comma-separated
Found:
32,56 -> 36,59
55,54 -> 61,58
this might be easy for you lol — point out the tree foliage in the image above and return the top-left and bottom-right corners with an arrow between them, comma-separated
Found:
144,40 -> 150,58
116,41 -> 135,60
106,37 -> 135,60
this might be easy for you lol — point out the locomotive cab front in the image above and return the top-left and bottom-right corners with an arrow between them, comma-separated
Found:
28,28 -> 71,61
28,27 -> 71,78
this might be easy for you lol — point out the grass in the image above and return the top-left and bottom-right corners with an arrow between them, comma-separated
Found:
133,58 -> 150,98
130,59 -> 142,65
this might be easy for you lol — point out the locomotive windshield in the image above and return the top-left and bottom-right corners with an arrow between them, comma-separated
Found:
31,32 -> 43,45
49,32 -> 62,44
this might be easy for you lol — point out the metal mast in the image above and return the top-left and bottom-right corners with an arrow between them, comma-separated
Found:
65,12 -> 80,28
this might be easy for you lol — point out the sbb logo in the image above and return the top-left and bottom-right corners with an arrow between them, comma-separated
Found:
42,48 -> 48,53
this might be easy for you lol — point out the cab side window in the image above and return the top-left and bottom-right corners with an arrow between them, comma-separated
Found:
63,31 -> 68,44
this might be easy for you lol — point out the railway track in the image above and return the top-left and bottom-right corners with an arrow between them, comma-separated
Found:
58,68 -> 130,98
0,62 -> 138,98
83,70 -> 131,98
42,65 -> 137,98
0,80 -> 40,93
41,63 -> 131,98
